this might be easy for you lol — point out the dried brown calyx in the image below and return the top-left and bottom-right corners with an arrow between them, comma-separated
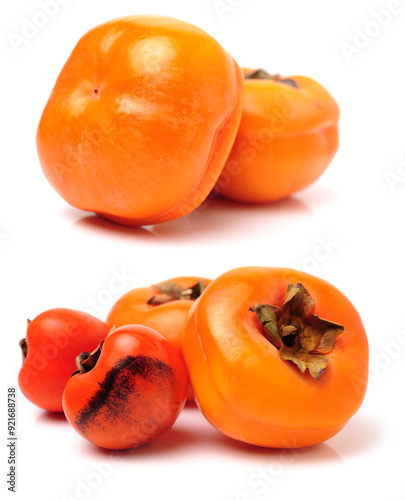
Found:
244,68 -> 299,89
147,280 -> 207,306
19,338 -> 28,363
71,342 -> 104,377
19,319 -> 31,364
251,284 -> 344,380
71,327 -> 116,377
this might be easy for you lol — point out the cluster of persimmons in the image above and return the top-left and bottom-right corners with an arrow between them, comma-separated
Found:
19,267 -> 368,450
20,16 -> 366,452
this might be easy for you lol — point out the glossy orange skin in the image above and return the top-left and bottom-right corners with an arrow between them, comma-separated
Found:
63,325 -> 188,450
36,15 -> 244,226
18,309 -> 110,413
106,276 -> 211,402
216,71 -> 339,203
184,267 -> 368,448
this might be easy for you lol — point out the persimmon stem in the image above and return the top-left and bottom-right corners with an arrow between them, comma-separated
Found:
19,319 -> 32,364
244,68 -> 275,80
19,338 -> 28,364
251,284 -> 344,380
72,342 -> 104,377
244,68 -> 299,88
148,280 -> 206,305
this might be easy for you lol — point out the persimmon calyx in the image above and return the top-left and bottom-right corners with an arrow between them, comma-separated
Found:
19,338 -> 28,363
148,280 -> 206,305
251,283 -> 344,380
19,319 -> 32,364
72,342 -> 104,377
71,327 -> 115,377
244,68 -> 299,89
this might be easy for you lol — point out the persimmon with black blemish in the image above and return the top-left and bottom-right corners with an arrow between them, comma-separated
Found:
62,325 -> 188,450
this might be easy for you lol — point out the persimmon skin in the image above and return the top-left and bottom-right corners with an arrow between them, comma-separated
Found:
36,15 -> 244,226
183,267 -> 368,448
62,325 -> 188,450
106,276 -> 211,402
18,309 -> 110,413
216,72 -> 339,203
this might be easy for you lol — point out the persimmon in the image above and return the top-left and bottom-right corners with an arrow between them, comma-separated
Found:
106,276 -> 211,402
36,15 -> 244,226
18,309 -> 110,412
62,325 -> 188,450
216,69 -> 339,203
183,267 -> 368,448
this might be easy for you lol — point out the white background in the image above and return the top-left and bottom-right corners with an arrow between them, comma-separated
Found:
1,0 -> 405,499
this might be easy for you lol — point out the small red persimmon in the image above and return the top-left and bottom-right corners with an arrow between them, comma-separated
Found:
18,308 -> 110,412
62,325 -> 188,450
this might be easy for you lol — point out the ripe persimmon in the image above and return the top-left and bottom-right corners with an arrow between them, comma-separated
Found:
18,309 -> 110,412
106,277 -> 211,402
183,267 -> 368,448
216,69 -> 339,203
36,16 -> 244,226
62,325 -> 188,450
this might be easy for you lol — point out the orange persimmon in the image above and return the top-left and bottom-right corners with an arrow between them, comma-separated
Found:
106,276 -> 211,402
183,266 -> 368,448
216,69 -> 339,203
36,16 -> 244,226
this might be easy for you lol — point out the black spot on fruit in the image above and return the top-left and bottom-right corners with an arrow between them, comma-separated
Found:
75,355 -> 175,436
